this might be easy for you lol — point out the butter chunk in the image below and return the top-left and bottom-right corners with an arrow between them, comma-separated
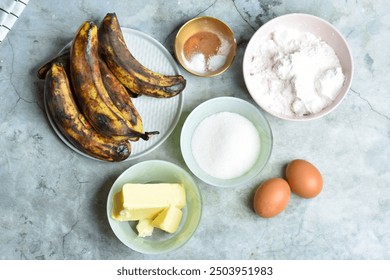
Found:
111,183 -> 186,222
118,207 -> 164,221
122,183 -> 186,209
136,219 -> 154,237
111,191 -> 164,221
151,206 -> 183,234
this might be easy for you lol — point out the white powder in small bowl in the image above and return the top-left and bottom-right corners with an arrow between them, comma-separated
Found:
182,31 -> 230,75
191,112 -> 261,180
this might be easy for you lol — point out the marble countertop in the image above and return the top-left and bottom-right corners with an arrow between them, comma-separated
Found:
1,0 -> 389,260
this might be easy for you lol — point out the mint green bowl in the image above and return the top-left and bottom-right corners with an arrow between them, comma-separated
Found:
181,96 -> 273,187
107,160 -> 202,254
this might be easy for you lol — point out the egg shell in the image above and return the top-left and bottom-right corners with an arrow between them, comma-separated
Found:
253,178 -> 291,218
286,159 -> 323,198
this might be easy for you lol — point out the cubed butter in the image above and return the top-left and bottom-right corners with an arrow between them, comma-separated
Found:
111,183 -> 186,222
136,219 -> 154,237
151,206 -> 183,234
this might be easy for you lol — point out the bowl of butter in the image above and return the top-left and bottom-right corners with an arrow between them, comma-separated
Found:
107,160 -> 202,254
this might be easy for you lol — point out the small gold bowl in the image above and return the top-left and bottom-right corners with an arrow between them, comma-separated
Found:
175,16 -> 237,77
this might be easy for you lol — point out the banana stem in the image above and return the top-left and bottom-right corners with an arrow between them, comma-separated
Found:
138,130 -> 159,141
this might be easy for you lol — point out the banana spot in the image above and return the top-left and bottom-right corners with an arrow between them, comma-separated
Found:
96,114 -> 111,129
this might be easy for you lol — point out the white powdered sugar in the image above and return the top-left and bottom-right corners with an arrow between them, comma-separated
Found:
248,28 -> 345,117
186,53 -> 228,74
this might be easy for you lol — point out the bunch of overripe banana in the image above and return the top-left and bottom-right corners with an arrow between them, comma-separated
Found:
37,13 -> 186,162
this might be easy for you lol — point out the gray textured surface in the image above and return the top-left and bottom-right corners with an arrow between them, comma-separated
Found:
0,0 -> 389,260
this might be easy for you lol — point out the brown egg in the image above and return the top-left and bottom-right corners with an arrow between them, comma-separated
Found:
253,178 -> 291,218
286,159 -> 323,198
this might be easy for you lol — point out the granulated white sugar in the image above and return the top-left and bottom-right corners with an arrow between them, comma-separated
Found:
191,112 -> 261,180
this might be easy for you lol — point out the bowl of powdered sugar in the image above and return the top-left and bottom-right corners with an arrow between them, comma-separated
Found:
243,13 -> 353,120
180,97 -> 272,187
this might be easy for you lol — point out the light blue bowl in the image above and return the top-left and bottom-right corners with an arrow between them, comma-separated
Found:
181,96 -> 273,187
107,160 -> 202,254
